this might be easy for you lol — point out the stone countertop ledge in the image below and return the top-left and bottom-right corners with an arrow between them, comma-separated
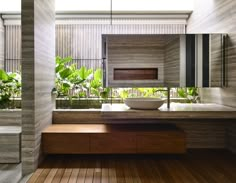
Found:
100,103 -> 236,112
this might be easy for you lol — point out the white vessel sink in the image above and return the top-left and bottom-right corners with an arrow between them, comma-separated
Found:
124,98 -> 165,110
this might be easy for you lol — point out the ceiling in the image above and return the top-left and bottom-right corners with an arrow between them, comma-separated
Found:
0,0 -> 194,14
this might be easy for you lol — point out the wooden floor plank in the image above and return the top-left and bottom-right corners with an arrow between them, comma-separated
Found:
93,159 -> 102,183
128,159 -> 142,183
116,159 -> 125,183
141,159 -> 157,183
179,158 -> 211,183
27,159 -> 51,183
35,158 -> 55,183
28,150 -> 236,183
123,160 -> 133,183
51,156 -> 66,183
109,159 -> 117,183
60,168 -> 73,183
26,168 -> 44,183
101,159 -> 109,183
153,159 -> 176,183
76,159 -> 86,183
84,159 -> 94,183
60,158 -> 74,183
68,157 -> 81,183
135,159 -> 147,183
35,168 -> 51,183
149,159 -> 165,183
44,168 -> 58,183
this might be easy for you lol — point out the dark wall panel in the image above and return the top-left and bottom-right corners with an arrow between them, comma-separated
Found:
186,34 -> 195,86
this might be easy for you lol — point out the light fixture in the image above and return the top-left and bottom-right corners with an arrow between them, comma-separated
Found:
110,0 -> 113,25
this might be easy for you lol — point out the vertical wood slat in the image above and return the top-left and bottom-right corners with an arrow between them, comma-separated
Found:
4,21 -> 185,72
4,24 -> 21,72
56,23 -> 185,60
0,17 -> 4,69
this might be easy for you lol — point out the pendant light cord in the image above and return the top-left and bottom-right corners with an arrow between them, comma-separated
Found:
110,0 -> 112,25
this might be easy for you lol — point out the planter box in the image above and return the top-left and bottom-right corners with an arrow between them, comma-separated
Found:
0,109 -> 21,126
56,98 -> 123,109
0,98 -> 21,109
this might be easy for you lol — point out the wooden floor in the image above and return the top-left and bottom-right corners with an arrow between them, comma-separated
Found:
27,150 -> 236,183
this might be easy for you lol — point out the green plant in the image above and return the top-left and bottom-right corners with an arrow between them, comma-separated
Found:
0,69 -> 21,109
177,87 -> 199,103
117,88 -> 132,99
137,88 -> 165,97
90,68 -> 111,99
55,56 -> 93,99
100,87 -> 111,99
90,68 -> 102,97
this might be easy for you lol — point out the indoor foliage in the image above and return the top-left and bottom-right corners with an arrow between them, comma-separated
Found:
0,69 -> 21,109
55,56 -> 110,100
177,87 -> 199,103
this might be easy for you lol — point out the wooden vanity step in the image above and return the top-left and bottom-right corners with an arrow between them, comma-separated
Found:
42,124 -> 186,154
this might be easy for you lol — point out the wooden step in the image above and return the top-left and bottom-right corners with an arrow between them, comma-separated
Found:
42,124 -> 186,154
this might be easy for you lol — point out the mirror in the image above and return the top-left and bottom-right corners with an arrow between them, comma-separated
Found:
102,34 -> 227,88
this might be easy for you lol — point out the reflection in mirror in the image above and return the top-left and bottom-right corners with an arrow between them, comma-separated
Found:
102,34 -> 227,88
182,34 -> 226,87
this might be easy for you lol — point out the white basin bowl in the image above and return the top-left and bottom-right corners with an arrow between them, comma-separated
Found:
124,98 -> 165,110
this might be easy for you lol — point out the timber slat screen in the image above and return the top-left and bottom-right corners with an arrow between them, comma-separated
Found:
4,59 -> 102,72
4,23 -> 185,72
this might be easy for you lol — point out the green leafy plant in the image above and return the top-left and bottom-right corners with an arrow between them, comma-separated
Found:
100,87 -> 111,99
55,56 -> 93,99
0,69 -> 21,109
117,88 -> 132,99
90,68 -> 102,97
177,87 -> 199,103
90,68 -> 110,99
137,88 -> 163,97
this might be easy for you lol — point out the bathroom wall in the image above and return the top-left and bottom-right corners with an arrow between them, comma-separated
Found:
210,34 -> 224,87
21,0 -> 55,175
187,0 -> 236,153
107,35 -> 165,87
187,0 -> 236,106
0,16 -> 4,69
164,36 -> 180,86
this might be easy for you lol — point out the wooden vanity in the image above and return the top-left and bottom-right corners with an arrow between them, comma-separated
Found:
42,124 -> 186,154
43,103 -> 236,154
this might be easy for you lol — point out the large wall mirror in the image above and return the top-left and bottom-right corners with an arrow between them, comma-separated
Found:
102,34 -> 227,88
